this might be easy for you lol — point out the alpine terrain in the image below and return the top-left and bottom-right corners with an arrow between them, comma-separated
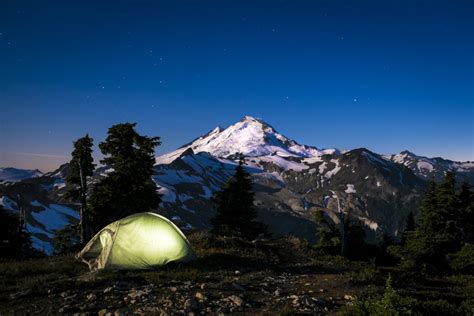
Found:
1,116 -> 473,253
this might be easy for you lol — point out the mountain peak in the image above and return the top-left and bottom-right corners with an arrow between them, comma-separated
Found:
156,116 -> 331,164
239,115 -> 267,125
240,115 -> 258,122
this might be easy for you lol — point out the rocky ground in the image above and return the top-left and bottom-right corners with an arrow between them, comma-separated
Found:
1,233 -> 381,315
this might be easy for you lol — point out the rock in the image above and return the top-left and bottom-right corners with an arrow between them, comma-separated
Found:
128,288 -> 151,300
170,287 -> 178,292
58,305 -> 71,313
10,289 -> 32,300
234,270 -> 241,275
231,283 -> 245,292
163,298 -> 173,307
300,295 -> 313,307
195,292 -> 206,301
104,287 -> 114,294
113,309 -> 131,316
274,288 -> 281,296
344,294 -> 354,301
228,295 -> 243,306
292,296 -> 299,306
183,298 -> 198,311
98,309 -> 108,316
200,283 -> 206,290
86,293 -> 97,301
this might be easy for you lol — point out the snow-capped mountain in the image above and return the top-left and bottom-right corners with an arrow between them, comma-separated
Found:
1,115 -> 473,252
388,150 -> 474,183
0,167 -> 43,183
156,116 -> 337,165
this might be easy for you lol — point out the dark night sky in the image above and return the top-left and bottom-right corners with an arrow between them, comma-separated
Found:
0,0 -> 473,171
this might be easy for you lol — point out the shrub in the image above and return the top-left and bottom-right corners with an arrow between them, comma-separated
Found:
345,275 -> 416,315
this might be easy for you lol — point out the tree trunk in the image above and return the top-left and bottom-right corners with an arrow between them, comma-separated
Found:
78,158 -> 87,245
340,212 -> 347,257
335,197 -> 347,257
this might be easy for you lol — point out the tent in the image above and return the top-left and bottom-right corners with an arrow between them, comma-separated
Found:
77,212 -> 195,270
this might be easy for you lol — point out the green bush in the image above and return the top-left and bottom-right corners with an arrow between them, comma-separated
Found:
345,275 -> 416,316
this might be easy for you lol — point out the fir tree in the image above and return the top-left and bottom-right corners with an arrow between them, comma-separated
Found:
89,123 -> 161,231
405,211 -> 416,232
66,134 -> 95,245
401,211 -> 416,245
419,180 -> 439,233
211,155 -> 266,239
457,181 -> 474,244
435,172 -> 459,243
315,209 -> 340,254
394,173 -> 468,275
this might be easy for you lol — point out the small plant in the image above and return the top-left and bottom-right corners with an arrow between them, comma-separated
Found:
344,275 -> 416,316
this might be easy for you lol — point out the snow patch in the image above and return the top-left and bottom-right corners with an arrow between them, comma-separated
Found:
417,161 -> 434,172
157,186 -> 177,203
0,196 -> 18,212
324,159 -> 341,179
344,184 -> 356,194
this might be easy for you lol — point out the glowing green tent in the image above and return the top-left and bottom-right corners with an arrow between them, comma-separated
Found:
77,212 -> 195,270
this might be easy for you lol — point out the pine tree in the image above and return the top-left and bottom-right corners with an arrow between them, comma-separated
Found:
315,209 -> 340,254
457,181 -> 474,244
401,211 -> 416,245
395,174 -> 465,275
419,180 -> 439,233
405,211 -> 416,232
89,123 -> 161,231
435,172 -> 459,243
211,155 -> 266,239
0,205 -> 33,259
66,134 -> 95,245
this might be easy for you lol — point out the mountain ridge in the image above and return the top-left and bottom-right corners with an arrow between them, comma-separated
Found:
1,115 -> 473,253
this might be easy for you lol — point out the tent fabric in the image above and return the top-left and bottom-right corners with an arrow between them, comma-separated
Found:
77,212 -> 195,270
